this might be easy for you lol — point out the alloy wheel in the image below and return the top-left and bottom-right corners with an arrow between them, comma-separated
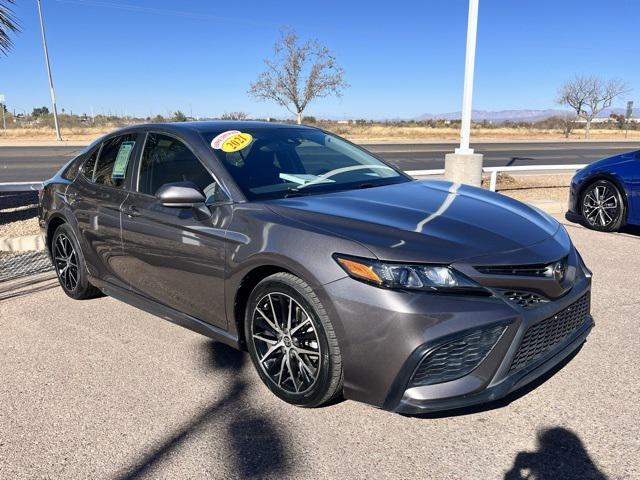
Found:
251,292 -> 321,394
582,184 -> 620,228
53,233 -> 79,291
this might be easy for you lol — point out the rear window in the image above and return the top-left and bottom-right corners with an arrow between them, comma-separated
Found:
61,156 -> 82,181
81,146 -> 99,181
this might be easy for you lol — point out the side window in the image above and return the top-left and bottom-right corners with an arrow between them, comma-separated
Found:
138,133 -> 226,202
81,146 -> 100,181
93,134 -> 137,188
61,156 -> 82,181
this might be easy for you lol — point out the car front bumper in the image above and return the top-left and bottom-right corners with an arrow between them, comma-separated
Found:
320,248 -> 593,414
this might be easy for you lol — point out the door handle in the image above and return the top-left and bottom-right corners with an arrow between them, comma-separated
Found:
122,205 -> 141,218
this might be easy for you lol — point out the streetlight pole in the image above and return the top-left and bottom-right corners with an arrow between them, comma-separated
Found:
444,0 -> 483,186
36,0 -> 62,141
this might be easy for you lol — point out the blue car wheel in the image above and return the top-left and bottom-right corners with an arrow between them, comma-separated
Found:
580,179 -> 625,232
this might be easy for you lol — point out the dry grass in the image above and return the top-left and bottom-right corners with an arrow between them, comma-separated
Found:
1,124 -> 640,145
331,124 -> 640,143
0,126 -> 112,144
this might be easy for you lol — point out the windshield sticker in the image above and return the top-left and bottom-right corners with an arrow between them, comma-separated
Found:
112,141 -> 135,179
211,130 -> 253,153
211,130 -> 240,149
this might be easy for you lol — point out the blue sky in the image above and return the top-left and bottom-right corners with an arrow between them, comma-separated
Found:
0,0 -> 638,119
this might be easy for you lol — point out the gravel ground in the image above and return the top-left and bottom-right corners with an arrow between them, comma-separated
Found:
0,192 -> 40,238
0,216 -> 639,479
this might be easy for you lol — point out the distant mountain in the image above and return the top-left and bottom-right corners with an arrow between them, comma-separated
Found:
415,109 -> 569,122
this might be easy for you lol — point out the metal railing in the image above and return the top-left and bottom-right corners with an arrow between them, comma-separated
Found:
406,164 -> 587,192
0,182 -> 43,193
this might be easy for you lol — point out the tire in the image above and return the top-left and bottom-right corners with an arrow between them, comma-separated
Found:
244,272 -> 343,407
51,223 -> 103,300
580,179 -> 626,232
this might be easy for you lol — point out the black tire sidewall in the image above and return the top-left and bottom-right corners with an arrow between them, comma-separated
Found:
580,179 -> 625,232
52,223 -> 93,299
244,275 -> 334,407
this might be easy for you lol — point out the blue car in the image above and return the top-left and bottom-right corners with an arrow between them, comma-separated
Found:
568,150 -> 640,231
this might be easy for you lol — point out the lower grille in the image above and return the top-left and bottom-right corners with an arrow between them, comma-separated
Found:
409,325 -> 506,387
503,290 -> 549,309
510,292 -> 590,372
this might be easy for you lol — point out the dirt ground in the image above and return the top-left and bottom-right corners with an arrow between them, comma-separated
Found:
485,173 -> 572,205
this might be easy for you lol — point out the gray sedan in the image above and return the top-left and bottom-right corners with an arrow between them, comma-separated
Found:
38,121 -> 593,414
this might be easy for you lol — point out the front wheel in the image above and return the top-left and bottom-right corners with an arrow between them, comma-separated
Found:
244,272 -> 343,407
580,179 -> 625,232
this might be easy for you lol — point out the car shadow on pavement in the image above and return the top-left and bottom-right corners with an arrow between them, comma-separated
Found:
504,427 -> 608,480
116,341 -> 292,479
406,345 -> 582,419
565,212 -> 640,238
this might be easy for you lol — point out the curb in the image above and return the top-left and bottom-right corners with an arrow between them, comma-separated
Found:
0,234 -> 45,252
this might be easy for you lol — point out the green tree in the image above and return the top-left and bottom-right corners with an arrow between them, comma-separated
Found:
32,106 -> 50,117
0,0 -> 19,56
172,110 -> 187,122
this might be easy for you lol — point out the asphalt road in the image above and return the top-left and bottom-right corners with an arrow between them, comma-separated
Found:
1,217 -> 639,479
1,141 -> 640,182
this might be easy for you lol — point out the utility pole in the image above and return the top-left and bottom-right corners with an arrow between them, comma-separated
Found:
0,94 -> 6,131
444,0 -> 483,186
36,0 -> 62,141
625,101 -> 633,139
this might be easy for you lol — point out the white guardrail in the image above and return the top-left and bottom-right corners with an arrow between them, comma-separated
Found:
0,181 -> 43,193
406,164 -> 587,192
0,164 -> 586,194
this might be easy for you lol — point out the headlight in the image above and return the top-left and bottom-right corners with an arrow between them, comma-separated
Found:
333,254 -> 489,294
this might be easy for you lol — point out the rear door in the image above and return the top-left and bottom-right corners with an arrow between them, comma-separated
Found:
119,131 -> 233,329
69,132 -> 141,288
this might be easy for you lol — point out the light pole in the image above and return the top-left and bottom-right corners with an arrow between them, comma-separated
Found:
444,0 -> 483,186
36,0 -> 62,141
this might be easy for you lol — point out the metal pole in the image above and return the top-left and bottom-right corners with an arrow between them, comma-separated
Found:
455,0 -> 479,155
36,0 -> 62,141
1,103 -> 5,131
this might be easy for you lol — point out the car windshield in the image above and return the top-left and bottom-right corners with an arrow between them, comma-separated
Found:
202,127 -> 408,200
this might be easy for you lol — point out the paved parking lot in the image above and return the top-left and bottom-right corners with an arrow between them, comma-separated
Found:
1,217 -> 639,479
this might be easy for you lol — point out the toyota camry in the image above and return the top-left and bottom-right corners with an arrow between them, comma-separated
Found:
39,121 -> 593,414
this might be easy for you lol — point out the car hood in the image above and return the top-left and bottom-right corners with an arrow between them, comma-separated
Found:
266,180 -> 565,264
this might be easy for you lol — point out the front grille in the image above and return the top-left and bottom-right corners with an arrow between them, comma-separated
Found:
510,292 -> 590,372
503,290 -> 549,309
475,257 -> 568,278
409,325 -> 506,387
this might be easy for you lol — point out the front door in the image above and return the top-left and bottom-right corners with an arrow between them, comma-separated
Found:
119,132 -> 232,329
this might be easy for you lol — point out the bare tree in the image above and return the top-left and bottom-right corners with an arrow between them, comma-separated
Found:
221,111 -> 249,121
0,0 -> 19,56
249,30 -> 348,124
557,75 -> 630,138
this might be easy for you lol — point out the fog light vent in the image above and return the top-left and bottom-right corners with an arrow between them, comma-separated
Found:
409,325 -> 506,388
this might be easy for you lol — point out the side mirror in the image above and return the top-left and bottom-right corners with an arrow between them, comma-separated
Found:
155,181 -> 206,208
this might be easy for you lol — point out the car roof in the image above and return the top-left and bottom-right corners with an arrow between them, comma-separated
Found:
124,120 -> 318,134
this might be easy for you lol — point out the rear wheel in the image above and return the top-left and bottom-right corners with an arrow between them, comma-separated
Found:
51,223 -> 102,299
245,272 -> 343,407
580,179 -> 625,232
